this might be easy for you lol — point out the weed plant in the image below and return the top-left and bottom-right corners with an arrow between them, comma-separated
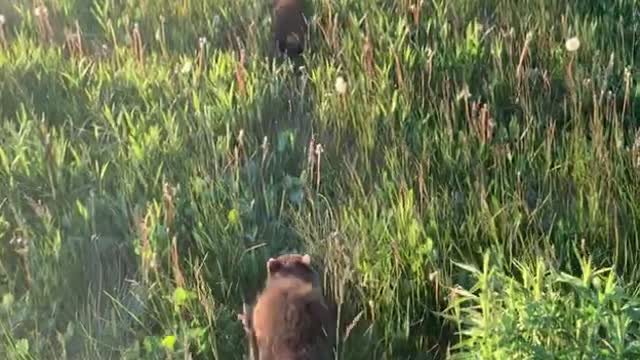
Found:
0,0 -> 639,359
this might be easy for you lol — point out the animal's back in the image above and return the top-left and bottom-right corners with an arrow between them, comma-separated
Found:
252,277 -> 332,360
272,0 -> 307,56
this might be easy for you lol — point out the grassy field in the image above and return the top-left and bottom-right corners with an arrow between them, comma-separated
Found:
0,0 -> 639,359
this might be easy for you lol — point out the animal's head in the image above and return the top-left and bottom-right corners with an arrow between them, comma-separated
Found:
266,253 -> 320,287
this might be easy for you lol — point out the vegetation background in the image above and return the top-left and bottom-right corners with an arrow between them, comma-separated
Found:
0,0 -> 639,359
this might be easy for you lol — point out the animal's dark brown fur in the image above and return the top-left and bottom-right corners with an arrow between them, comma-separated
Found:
252,276 -> 332,360
272,0 -> 307,57
241,254 -> 334,360
266,253 -> 320,288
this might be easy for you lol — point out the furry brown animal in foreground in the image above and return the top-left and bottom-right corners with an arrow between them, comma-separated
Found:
266,253 -> 321,287
240,254 -> 322,331
272,0 -> 307,57
240,254 -> 334,360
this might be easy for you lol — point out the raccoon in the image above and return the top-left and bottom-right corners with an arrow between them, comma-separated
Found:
241,254 -> 334,360
272,0 -> 307,57
252,276 -> 333,360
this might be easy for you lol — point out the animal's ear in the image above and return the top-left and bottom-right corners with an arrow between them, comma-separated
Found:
301,254 -> 311,265
267,258 -> 282,273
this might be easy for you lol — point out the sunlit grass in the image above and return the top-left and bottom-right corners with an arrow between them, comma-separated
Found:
0,0 -> 639,359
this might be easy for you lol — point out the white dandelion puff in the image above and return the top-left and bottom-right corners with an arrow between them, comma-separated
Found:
335,76 -> 347,95
565,36 -> 580,52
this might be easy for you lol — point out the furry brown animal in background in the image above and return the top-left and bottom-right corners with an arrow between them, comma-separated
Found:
272,0 -> 307,57
240,254 -> 334,360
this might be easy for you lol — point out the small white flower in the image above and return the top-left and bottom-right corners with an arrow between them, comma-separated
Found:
34,5 -> 47,17
335,76 -> 347,94
180,60 -> 193,74
456,84 -> 471,101
565,36 -> 580,52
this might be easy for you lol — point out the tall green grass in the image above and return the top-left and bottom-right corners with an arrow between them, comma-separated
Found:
0,0 -> 639,359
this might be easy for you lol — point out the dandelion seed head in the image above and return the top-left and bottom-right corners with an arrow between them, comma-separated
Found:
335,76 -> 347,94
34,5 -> 47,17
565,36 -> 580,52
592,276 -> 602,290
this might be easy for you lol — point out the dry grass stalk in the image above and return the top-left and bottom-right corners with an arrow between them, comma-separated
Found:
235,48 -> 246,97
363,35 -> 374,79
197,36 -> 207,73
63,21 -> 84,58
516,32 -> 533,85
131,23 -> 144,65
34,3 -> 54,45
469,101 -> 495,145
171,236 -> 185,289
0,15 -> 7,49
409,1 -> 424,27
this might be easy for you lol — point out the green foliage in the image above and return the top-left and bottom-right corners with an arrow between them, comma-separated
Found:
0,0 -> 638,359
448,252 -> 640,359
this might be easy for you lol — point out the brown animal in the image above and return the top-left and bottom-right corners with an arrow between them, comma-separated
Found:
265,253 -> 321,287
272,0 -> 307,57
240,253 -> 334,360
240,254 -> 322,330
